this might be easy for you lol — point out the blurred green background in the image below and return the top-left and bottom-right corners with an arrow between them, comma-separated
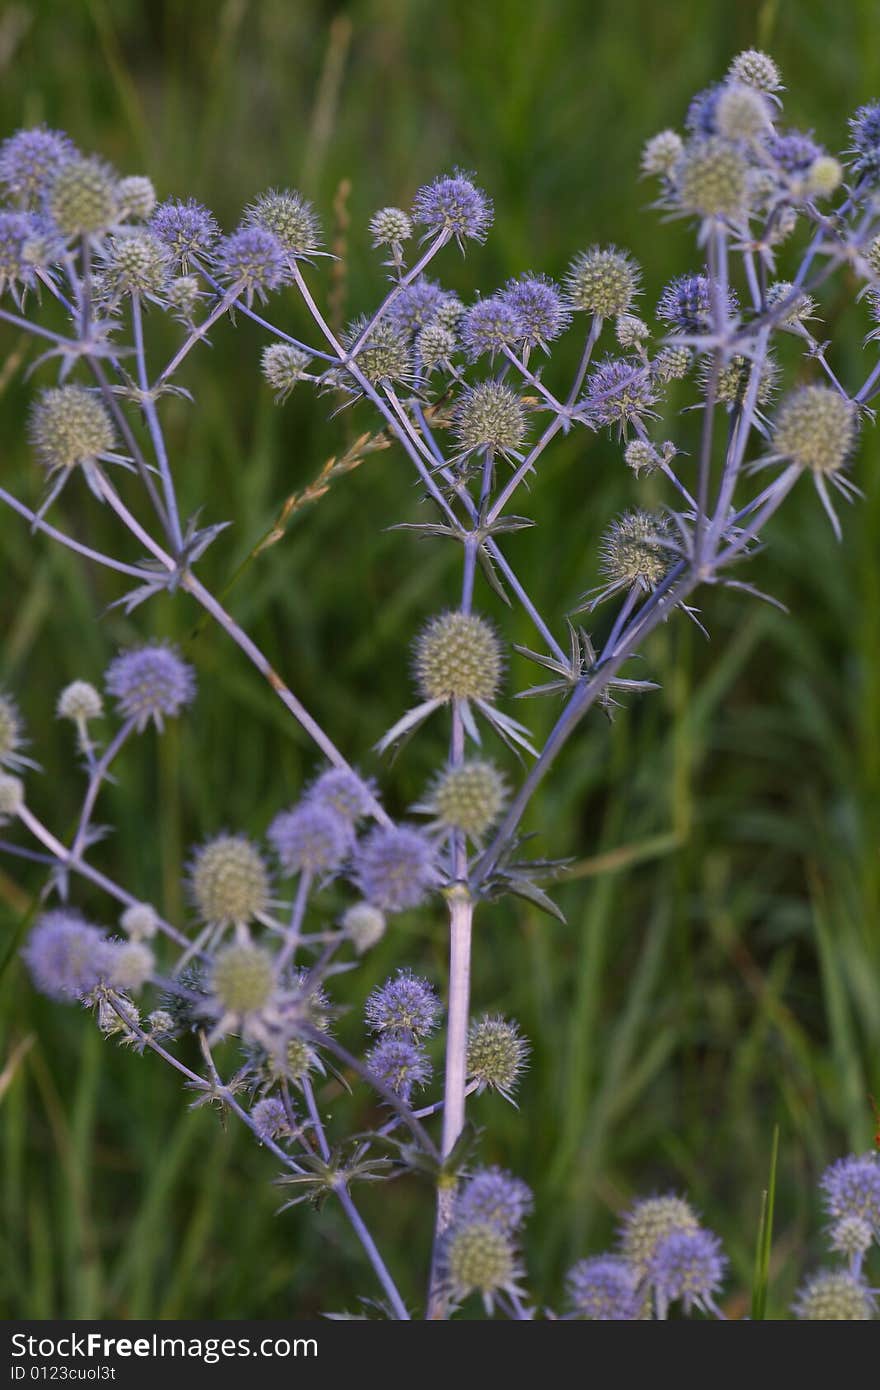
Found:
1,0 -> 879,1319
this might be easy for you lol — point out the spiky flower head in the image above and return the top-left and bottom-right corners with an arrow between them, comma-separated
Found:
772,385 -> 858,474
105,642 -> 196,732
656,271 -> 738,334
46,156 -> 120,238
615,313 -> 650,348
102,231 -> 171,299
29,386 -> 115,475
467,1014 -> 529,1099
416,323 -> 456,372
0,773 -> 24,820
23,910 -> 111,1002
261,343 -> 312,401
189,834 -> 271,927
389,277 -> 454,336
715,83 -> 772,141
460,295 -> 521,360
566,246 -> 640,317
0,693 -> 25,769
702,352 -> 777,407
849,102 -> 880,179
794,1270 -> 876,1320
768,130 -> 823,178
167,274 -> 202,320
442,1220 -> 520,1311
369,206 -> 412,246
365,969 -> 441,1038
109,940 -> 154,993
345,316 -> 412,385
366,1035 -> 432,1102
412,171 -> 493,246
652,345 -> 692,382
647,1228 -> 726,1315
423,760 -> 507,839
119,903 -> 158,940
624,439 -> 662,476
268,803 -> 350,877
600,510 -> 671,593
150,198 -> 219,269
584,357 -> 657,438
210,943 -> 275,1018
830,1215 -> 874,1262
456,1168 -> 533,1234
414,611 -> 503,703
566,1256 -> 642,1320
807,155 -> 843,197
455,381 -> 528,457
116,174 -> 156,220
676,137 -> 749,219
433,294 -> 465,332
821,1153 -> 880,1229
57,680 -> 103,724
351,825 -> 439,914
216,225 -> 288,302
619,1194 -> 701,1276
728,50 -> 783,94
641,130 -> 684,178
0,212 -> 38,298
764,280 -> 817,327
306,767 -> 374,825
502,274 -> 570,349
250,1097 -> 288,1143
341,902 -> 386,954
0,127 -> 75,205
245,189 -> 321,258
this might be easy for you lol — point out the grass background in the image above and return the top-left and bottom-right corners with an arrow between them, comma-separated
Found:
1,0 -> 879,1318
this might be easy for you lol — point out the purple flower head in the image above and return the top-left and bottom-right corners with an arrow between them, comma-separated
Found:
767,130 -> 824,175
105,641 -> 196,733
366,1035 -> 432,1103
849,103 -> 880,178
351,824 -> 439,914
461,295 -> 521,361
686,85 -> 722,137
251,1097 -> 288,1143
364,969 -> 441,1038
389,276 -> 455,337
216,225 -> 288,304
305,767 -> 375,825
150,197 -> 219,269
23,910 -> 112,1002
502,274 -> 570,350
566,1256 -> 642,1320
583,356 -> 657,439
647,1228 -> 726,1315
0,212 -> 38,300
412,170 -> 493,247
656,271 -> 739,334
456,1168 -> 533,1233
268,803 -> 350,877
0,127 -> 75,205
821,1153 -> 880,1230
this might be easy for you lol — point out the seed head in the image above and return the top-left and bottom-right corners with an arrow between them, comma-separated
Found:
456,1168 -> 533,1233
366,1035 -> 432,1102
657,271 -> 738,334
455,381 -> 528,457
216,225 -> 288,301
150,198 -> 219,269
0,127 -> 75,205
189,834 -> 271,927
369,207 -> 412,247
167,274 -> 202,320
619,1194 -> 700,1276
641,130 -> 684,178
677,137 -> 749,218
261,344 -> 313,401
442,1220 -> 519,1310
344,316 -> 412,385
268,803 -> 350,876
615,313 -> 650,347
794,1270 -> 876,1320
600,510 -> 670,591
365,969 -> 441,1038
102,231 -> 171,298
210,943 -> 275,1017
416,322 -> 456,372
109,940 -> 154,993
414,611 -> 503,703
772,385 -> 858,474
647,1228 -> 726,1314
702,352 -> 777,406
424,760 -> 507,838
23,910 -> 111,1002
117,175 -> 156,220
57,680 -> 103,724
342,902 -> 387,954
624,439 -> 662,476
728,49 -> 783,94
566,246 -> 640,317
715,83 -> 772,141
119,903 -> 158,940
566,1256 -> 642,1320
351,825 -> 439,914
0,773 -> 24,820
652,345 -> 692,381
29,386 -> 115,475
460,295 -> 521,360
105,642 -> 196,732
245,189 -> 321,258
467,1014 -> 529,1098
412,171 -> 493,246
47,156 -> 120,237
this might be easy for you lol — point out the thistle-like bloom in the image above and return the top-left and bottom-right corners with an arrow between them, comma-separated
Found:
767,130 -> 824,177
417,323 -> 456,373
441,1219 -> 522,1314
305,767 -> 375,825
764,280 -> 817,328
583,357 -> 657,439
656,271 -> 738,336
57,680 -> 103,725
369,206 -> 412,247
150,198 -> 219,269
116,175 -> 156,220
728,49 -> 783,94
412,170 -> 493,248
167,274 -> 203,321
414,611 -> 503,704
210,943 -> 276,1024
502,273 -> 570,350
341,902 -> 386,954
351,825 -> 439,913
714,83 -> 773,141
566,1256 -> 642,1320
460,295 -> 521,360
364,969 -> 441,1038
245,189 -> 321,258
596,510 -> 671,602
647,1228 -> 726,1316
366,1034 -> 432,1102
700,352 -> 777,408
0,212 -> 38,300
0,773 -> 24,822
0,692 -> 27,770
641,130 -> 684,178
0,127 -> 74,205
344,316 -> 412,386
467,1014 -> 529,1100
261,344 -> 313,401
250,1097 -> 290,1143
829,1215 -> 874,1268
46,156 -> 121,238
849,102 -> 880,179
419,760 -> 507,840
618,1194 -> 701,1277
101,231 -> 171,301
389,277 -> 456,336
456,1168 -> 533,1233
616,313 -> 650,348
455,381 -> 528,458
216,225 -> 289,304
676,137 -> 750,219
821,1153 -> 880,1231
566,246 -> 640,317
624,439 -> 662,476
773,385 -> 857,476
29,386 -> 115,477
105,642 -> 196,732
652,345 -> 692,382
23,910 -> 111,1002
268,803 -> 350,877
793,1270 -> 877,1320
189,834 -> 272,928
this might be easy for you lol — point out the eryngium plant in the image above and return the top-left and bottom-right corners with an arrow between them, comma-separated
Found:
2,49 -> 880,1318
